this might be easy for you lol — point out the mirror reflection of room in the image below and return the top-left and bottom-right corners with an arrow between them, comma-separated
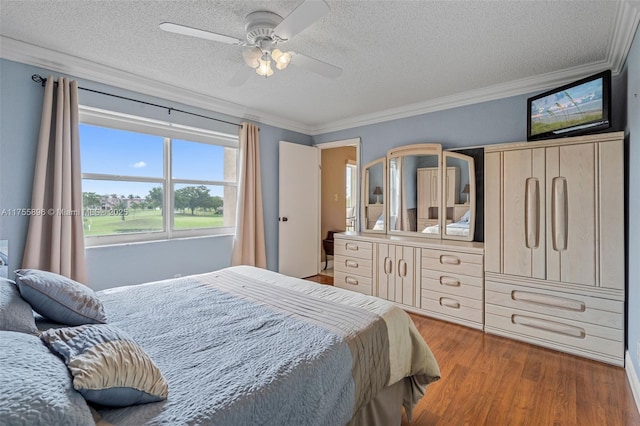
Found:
389,151 -> 441,236
383,144 -> 475,241
363,159 -> 385,231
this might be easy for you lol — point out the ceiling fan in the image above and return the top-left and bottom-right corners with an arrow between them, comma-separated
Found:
159,0 -> 342,85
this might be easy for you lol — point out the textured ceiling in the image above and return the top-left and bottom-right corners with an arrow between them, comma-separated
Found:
1,1 -> 638,134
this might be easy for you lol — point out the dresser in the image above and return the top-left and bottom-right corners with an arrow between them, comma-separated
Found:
334,233 -> 485,330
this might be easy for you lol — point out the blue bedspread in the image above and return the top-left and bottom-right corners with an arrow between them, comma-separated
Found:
94,266 -> 439,425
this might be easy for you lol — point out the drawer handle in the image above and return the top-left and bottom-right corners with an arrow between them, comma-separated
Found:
439,276 -> 460,287
511,291 -> 585,312
345,260 -> 359,269
345,243 -> 359,251
439,297 -> 460,309
512,314 -> 585,338
525,177 -> 540,249
552,177 -> 568,252
345,276 -> 359,286
440,255 -> 460,265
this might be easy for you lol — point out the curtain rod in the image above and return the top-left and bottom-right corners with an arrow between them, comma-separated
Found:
31,74 -> 243,129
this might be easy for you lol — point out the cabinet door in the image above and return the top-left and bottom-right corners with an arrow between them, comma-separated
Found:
502,148 -> 546,279
377,243 -> 395,301
377,243 -> 419,306
394,245 -> 417,306
546,144 -> 597,286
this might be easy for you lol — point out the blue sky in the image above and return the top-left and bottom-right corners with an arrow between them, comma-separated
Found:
80,124 -> 229,198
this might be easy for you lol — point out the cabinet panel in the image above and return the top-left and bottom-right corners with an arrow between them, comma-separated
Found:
598,142 -> 624,290
484,152 -> 502,273
546,144 -> 597,286
502,148 -> 546,279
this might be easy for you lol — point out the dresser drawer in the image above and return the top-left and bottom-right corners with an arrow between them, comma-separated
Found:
421,268 -> 483,301
485,280 -> 623,329
334,271 -> 372,295
334,239 -> 373,260
485,304 -> 623,363
334,256 -> 373,278
422,249 -> 483,277
421,293 -> 483,324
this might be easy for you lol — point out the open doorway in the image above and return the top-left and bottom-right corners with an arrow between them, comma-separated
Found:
316,138 -> 360,277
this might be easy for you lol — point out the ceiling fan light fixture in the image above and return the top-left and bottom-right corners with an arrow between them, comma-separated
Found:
272,49 -> 292,70
256,57 -> 274,77
242,47 -> 262,68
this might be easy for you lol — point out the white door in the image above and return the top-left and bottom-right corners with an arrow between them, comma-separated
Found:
279,141 -> 319,278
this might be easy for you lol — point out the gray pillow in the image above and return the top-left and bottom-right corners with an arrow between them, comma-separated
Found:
41,324 -> 169,407
15,269 -> 106,326
0,277 -> 38,334
0,330 -> 94,424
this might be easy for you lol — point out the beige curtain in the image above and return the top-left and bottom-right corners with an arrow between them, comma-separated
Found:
22,76 -> 87,282
231,122 -> 266,268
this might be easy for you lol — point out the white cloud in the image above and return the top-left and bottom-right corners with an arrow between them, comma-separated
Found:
132,161 -> 147,168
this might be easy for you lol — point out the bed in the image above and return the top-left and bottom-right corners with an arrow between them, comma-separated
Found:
1,266 -> 440,426
422,209 -> 471,237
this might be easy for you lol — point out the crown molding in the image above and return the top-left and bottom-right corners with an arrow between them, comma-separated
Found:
307,0 -> 640,135
608,0 -> 640,74
0,36 -> 311,134
2,0 -> 638,138
307,61 -> 611,135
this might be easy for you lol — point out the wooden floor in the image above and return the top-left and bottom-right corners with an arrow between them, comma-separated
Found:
304,275 -> 640,426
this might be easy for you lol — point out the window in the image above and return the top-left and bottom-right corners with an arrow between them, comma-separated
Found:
79,107 -> 238,246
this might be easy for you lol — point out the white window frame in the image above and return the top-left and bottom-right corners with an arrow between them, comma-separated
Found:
79,106 -> 238,246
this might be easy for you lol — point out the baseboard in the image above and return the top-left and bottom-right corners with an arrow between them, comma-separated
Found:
626,351 -> 640,415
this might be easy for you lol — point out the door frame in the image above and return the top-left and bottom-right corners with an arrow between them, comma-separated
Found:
315,138 -> 361,271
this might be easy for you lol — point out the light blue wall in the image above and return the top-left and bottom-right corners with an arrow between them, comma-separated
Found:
312,74 -> 627,158
0,59 -> 311,289
625,23 -> 640,385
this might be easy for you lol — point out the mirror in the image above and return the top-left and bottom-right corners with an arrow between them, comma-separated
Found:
388,144 -> 442,238
441,151 -> 475,241
361,158 -> 386,233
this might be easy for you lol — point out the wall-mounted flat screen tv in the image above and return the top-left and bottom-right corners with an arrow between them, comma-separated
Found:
527,70 -> 611,141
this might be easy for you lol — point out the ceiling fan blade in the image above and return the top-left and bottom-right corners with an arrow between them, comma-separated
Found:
274,0 -> 329,41
228,68 -> 254,86
159,22 -> 243,45
291,52 -> 342,79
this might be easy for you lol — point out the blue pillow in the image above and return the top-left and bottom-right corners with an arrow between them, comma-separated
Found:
41,324 -> 169,407
15,269 -> 107,326
0,330 -> 94,424
0,277 -> 38,334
